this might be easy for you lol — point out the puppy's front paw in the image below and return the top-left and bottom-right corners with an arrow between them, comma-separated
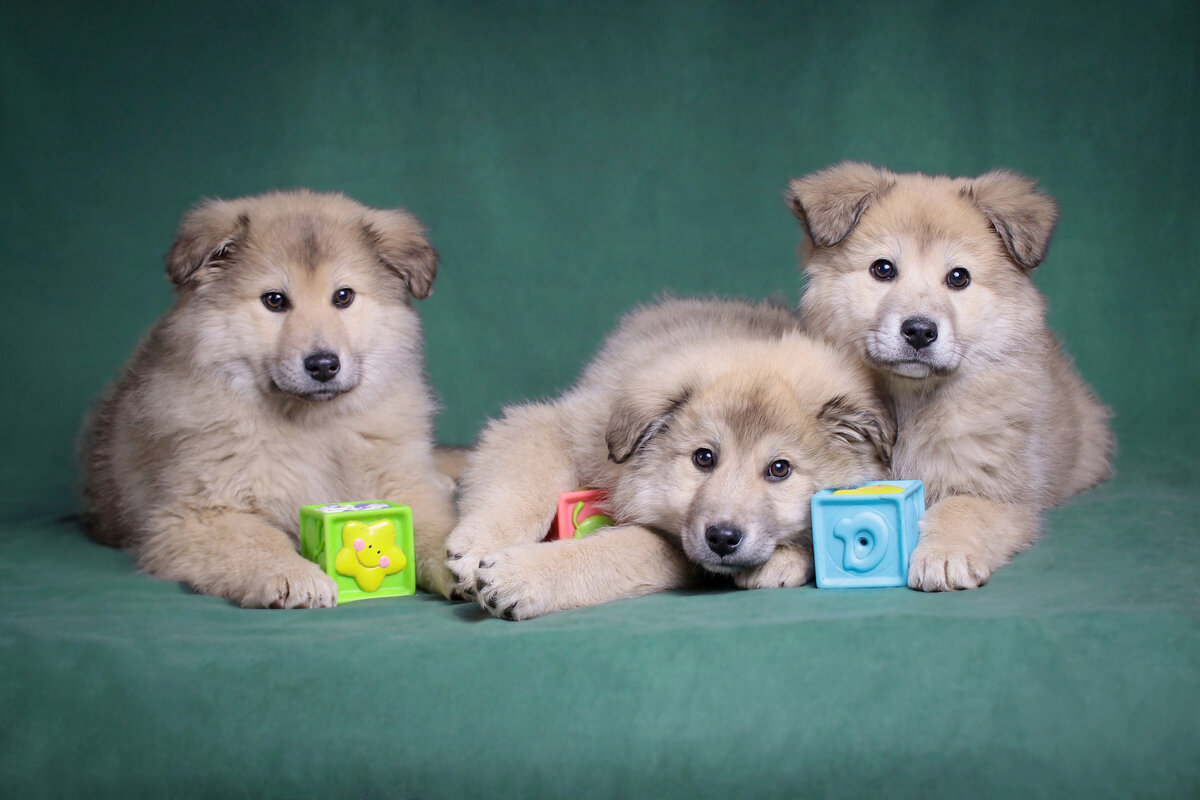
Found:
445,547 -> 487,600
243,560 -> 338,608
734,546 -> 814,589
474,545 -> 555,621
444,524 -> 494,599
908,540 -> 990,591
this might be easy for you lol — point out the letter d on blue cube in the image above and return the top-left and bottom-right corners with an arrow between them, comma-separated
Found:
811,480 -> 924,588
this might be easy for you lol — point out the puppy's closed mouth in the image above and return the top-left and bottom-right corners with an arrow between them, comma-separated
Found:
269,380 -> 350,402
687,537 -> 774,574
871,355 -> 956,379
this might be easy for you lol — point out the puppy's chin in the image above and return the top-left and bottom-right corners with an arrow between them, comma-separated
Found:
879,360 -> 937,379
699,563 -> 745,576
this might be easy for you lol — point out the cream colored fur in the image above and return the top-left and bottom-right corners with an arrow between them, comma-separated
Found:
444,297 -> 892,619
82,190 -> 457,607
787,162 -> 1113,591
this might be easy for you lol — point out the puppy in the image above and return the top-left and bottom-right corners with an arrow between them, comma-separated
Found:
786,162 -> 1113,591
82,190 -> 458,607
444,297 -> 892,619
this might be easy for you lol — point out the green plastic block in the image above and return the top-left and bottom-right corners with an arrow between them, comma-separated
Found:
300,501 -> 416,603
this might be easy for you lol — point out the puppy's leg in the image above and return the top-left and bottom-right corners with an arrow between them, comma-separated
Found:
395,477 -> 460,599
444,403 -> 577,597
474,525 -> 695,620
138,510 -> 337,608
432,445 -> 471,486
733,543 -> 814,589
908,496 -> 1040,591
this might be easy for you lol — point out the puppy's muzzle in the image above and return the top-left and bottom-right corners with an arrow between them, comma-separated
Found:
901,316 -> 938,350
304,351 -> 341,383
705,523 -> 743,557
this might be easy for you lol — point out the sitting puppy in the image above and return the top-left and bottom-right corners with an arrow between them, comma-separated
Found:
82,190 -> 458,607
444,297 -> 893,619
786,162 -> 1113,591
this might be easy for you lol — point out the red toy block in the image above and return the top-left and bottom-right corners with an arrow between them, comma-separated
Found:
545,489 -> 613,541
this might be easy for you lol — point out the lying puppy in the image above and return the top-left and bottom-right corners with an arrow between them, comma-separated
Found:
82,190 -> 458,607
444,297 -> 893,619
786,162 -> 1114,590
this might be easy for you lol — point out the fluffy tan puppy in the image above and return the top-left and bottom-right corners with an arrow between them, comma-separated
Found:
444,297 -> 893,619
786,162 -> 1113,591
82,190 -> 457,607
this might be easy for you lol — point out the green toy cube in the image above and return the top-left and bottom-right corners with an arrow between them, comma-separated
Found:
300,501 -> 416,603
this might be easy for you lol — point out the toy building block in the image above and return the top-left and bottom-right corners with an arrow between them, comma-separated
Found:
544,489 -> 614,541
300,501 -> 415,603
810,480 -> 924,589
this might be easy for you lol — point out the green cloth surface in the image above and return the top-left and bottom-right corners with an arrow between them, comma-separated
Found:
2,0 -> 1198,797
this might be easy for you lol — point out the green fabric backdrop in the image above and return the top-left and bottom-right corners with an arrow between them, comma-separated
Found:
2,1 -> 1197,797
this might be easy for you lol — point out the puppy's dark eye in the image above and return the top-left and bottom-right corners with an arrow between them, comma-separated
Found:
946,267 -> 971,289
766,459 -> 791,480
261,292 -> 289,312
333,288 -> 356,308
692,448 -> 715,471
869,259 -> 896,281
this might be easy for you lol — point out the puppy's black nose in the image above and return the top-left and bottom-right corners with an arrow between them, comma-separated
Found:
304,352 -> 341,383
901,317 -> 938,350
705,524 -> 743,557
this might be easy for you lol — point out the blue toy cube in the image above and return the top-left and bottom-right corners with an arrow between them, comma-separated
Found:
300,501 -> 416,603
810,480 -> 924,589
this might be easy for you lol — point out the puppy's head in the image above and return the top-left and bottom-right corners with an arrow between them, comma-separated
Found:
164,190 -> 438,405
786,162 -> 1057,383
605,335 -> 892,574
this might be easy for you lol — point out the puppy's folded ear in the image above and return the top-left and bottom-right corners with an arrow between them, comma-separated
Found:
606,388 -> 691,465
962,170 -> 1059,270
818,394 -> 896,470
165,199 -> 247,286
362,209 -> 438,300
785,162 -> 894,248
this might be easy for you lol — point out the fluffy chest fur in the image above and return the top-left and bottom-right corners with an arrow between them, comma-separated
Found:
886,370 -> 1044,506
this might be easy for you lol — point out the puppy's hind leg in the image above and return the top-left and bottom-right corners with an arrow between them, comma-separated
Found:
444,402 -> 578,598
137,509 -> 338,608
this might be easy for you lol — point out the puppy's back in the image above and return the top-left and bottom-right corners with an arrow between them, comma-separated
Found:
580,296 -> 800,390
80,322 -> 173,547
1044,343 -> 1115,503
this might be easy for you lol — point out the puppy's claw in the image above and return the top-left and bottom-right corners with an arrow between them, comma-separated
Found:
908,547 -> 990,591
250,564 -> 338,609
